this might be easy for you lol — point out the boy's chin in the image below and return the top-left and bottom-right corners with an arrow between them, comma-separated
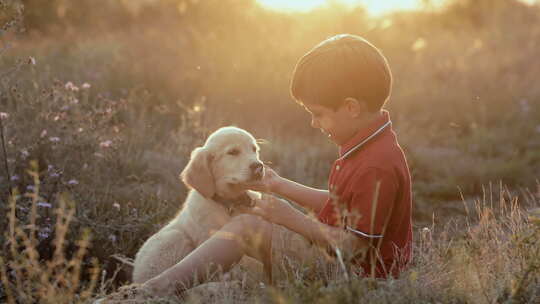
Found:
326,134 -> 342,145
321,130 -> 333,140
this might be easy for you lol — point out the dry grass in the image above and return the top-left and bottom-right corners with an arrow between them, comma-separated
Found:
1,179 -> 538,303
0,0 -> 539,302
0,161 -> 99,304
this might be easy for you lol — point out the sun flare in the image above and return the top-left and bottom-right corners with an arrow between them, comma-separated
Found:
256,0 -> 425,15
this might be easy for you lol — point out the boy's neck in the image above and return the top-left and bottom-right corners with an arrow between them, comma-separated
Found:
339,110 -> 382,146
355,110 -> 382,133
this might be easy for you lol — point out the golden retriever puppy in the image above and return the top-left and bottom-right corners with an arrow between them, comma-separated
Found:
132,126 -> 264,284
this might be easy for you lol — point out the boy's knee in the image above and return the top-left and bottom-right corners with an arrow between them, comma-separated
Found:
228,214 -> 273,265
223,214 -> 273,245
230,214 -> 271,233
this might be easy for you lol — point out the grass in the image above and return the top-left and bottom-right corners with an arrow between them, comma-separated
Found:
0,162 -> 99,304
1,172 -> 538,303
0,0 -> 539,302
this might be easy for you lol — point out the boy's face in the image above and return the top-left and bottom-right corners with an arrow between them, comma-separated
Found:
303,102 -> 360,145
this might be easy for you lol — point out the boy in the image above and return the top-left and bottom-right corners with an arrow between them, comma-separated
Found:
246,33 -> 412,279
100,34 -> 412,301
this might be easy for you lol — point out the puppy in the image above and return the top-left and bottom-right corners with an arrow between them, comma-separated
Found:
132,126 -> 265,284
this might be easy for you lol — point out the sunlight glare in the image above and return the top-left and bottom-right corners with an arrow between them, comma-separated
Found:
256,0 -> 327,12
256,0 -> 426,15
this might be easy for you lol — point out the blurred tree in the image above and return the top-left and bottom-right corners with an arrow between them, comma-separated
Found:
442,0 -> 535,28
21,0 -> 133,33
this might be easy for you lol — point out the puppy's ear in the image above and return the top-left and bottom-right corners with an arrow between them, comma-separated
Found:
180,147 -> 215,199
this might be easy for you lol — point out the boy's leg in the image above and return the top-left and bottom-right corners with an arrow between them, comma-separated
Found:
142,214 -> 273,296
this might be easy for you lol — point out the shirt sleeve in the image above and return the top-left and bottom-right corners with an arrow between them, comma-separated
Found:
344,167 -> 398,239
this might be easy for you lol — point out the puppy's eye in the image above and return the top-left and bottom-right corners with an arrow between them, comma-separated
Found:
227,149 -> 240,156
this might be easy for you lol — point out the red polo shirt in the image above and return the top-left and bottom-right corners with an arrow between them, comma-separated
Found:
318,110 -> 412,278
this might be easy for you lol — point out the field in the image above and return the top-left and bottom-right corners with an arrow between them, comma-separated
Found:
0,0 -> 539,303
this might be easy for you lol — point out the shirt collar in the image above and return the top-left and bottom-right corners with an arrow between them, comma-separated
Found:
338,110 -> 392,159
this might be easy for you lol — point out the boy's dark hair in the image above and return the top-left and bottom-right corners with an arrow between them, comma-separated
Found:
290,34 -> 392,112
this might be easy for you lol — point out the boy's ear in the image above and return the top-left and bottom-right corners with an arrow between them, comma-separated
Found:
344,97 -> 367,117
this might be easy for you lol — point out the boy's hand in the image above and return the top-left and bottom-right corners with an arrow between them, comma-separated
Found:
242,165 -> 281,193
244,194 -> 295,226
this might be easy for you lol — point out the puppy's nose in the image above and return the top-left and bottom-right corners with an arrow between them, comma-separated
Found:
249,162 -> 262,171
250,162 -> 263,172
250,162 -> 264,180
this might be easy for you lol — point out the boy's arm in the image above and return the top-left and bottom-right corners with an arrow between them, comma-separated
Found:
272,177 -> 328,214
280,200 -> 369,252
248,195 -> 369,253
244,166 -> 328,213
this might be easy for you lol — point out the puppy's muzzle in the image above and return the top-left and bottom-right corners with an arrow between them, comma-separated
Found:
249,162 -> 264,181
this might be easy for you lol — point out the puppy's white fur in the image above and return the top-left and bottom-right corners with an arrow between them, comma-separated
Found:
132,126 -> 263,284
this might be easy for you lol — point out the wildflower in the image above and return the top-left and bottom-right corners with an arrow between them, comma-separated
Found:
48,165 -> 54,171
28,56 -> 36,65
67,179 -> 79,185
40,129 -> 48,138
21,149 -> 29,159
10,175 -> 19,181
113,202 -> 121,210
65,81 -> 79,92
82,82 -> 91,89
49,137 -> 61,143
26,185 -> 35,191
38,226 -> 51,240
78,127 -> 84,132
0,112 -> 8,120
109,234 -> 117,242
49,172 -> 60,178
37,201 -> 52,208
100,140 -> 113,148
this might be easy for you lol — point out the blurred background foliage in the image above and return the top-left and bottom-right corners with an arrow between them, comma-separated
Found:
1,0 -> 539,287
